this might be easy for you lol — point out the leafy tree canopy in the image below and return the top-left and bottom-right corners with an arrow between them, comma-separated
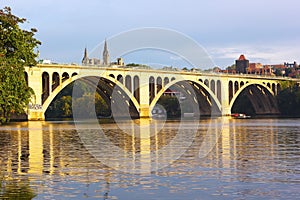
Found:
277,83 -> 300,116
0,7 -> 41,123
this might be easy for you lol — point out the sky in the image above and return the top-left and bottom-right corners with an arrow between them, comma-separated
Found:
1,0 -> 299,69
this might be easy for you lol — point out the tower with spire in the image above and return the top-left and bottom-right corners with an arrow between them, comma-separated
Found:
81,47 -> 101,66
102,40 -> 110,65
82,47 -> 88,65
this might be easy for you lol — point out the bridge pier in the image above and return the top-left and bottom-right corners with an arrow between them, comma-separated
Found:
28,109 -> 45,121
138,74 -> 152,118
139,105 -> 151,118
221,106 -> 231,116
27,67 -> 45,121
220,79 -> 231,116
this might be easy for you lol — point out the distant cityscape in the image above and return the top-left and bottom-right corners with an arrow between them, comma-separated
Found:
39,40 -> 300,78
222,54 -> 300,78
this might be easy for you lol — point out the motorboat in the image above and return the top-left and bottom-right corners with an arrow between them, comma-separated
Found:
231,113 -> 251,119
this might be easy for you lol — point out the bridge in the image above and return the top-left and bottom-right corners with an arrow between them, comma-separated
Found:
24,64 -> 297,120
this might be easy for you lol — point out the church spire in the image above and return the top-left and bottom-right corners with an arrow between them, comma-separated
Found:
82,47 -> 88,65
102,39 -> 110,65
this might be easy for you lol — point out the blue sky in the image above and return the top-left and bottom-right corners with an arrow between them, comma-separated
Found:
1,0 -> 299,69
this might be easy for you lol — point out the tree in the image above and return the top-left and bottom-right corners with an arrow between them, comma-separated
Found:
45,82 -> 111,119
277,84 -> 300,116
0,7 -> 40,123
157,95 -> 181,118
182,67 -> 188,71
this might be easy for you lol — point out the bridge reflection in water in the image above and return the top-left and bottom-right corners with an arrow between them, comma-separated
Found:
0,118 -> 298,199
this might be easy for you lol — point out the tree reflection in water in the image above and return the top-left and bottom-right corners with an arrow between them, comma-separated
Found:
0,174 -> 36,199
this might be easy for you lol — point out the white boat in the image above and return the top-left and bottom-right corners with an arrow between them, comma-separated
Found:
231,113 -> 251,119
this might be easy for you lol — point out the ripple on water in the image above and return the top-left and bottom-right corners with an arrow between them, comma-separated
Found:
0,119 -> 299,199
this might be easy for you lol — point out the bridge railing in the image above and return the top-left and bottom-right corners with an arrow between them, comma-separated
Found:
33,64 -> 300,81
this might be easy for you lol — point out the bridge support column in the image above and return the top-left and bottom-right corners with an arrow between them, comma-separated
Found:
221,106 -> 231,116
139,74 -> 151,118
139,105 -> 151,118
27,67 -> 45,120
28,109 -> 45,121
221,79 -> 231,116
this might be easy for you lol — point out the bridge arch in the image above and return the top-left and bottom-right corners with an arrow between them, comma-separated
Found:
240,81 -> 244,88
150,78 -> 222,116
229,82 -> 279,114
272,83 -> 276,94
133,75 -> 140,103
42,72 -> 50,104
217,80 -> 221,102
149,76 -> 155,103
52,72 -> 60,92
62,72 -> 69,82
117,74 -> 123,84
234,81 -> 239,93
164,77 -> 169,86
157,76 -> 162,93
204,79 -> 209,87
42,74 -> 140,117
125,75 -> 132,92
210,80 -> 215,94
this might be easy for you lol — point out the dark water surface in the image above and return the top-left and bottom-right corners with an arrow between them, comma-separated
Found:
0,118 -> 299,199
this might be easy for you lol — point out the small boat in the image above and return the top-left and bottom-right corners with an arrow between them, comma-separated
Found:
231,113 -> 251,119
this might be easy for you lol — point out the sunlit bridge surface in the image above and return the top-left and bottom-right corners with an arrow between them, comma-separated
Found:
0,118 -> 299,199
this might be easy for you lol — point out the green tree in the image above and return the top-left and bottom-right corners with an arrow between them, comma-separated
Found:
95,93 -> 111,117
45,82 -> 111,119
0,7 -> 40,123
157,95 -> 181,118
277,84 -> 300,116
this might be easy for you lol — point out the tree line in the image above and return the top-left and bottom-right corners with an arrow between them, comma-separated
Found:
45,82 -> 111,119
276,83 -> 300,116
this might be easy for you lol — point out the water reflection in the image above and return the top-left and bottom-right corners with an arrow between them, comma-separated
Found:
0,118 -> 299,199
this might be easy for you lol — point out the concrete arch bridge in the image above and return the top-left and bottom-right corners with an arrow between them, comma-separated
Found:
24,64 -> 295,120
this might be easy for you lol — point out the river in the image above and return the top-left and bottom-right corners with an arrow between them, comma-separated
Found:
0,118 -> 299,199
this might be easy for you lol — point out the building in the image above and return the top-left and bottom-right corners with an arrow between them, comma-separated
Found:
285,62 -> 300,78
227,54 -> 299,77
81,47 -> 101,66
116,58 -> 124,66
102,40 -> 110,65
82,40 -> 111,66
284,61 -> 298,68
247,63 -> 273,75
235,54 -> 249,74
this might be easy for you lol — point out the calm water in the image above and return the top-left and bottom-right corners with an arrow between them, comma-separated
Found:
0,118 -> 299,200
